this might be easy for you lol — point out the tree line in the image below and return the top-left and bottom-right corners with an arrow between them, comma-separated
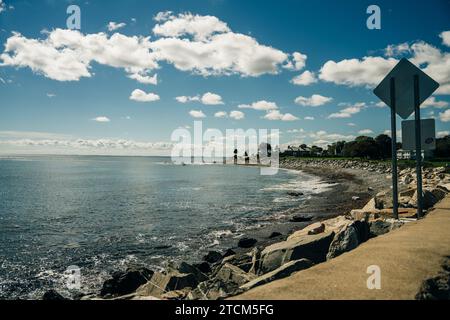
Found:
284,134 -> 450,160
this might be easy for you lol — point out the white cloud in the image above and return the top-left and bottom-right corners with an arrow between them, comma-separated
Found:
0,0 -> 5,13
295,94 -> 333,107
214,111 -> 227,118
129,89 -> 160,102
47,93 -> 56,98
319,56 -> 398,87
176,92 -> 223,105
229,110 -> 245,120
284,52 -> 307,71
201,92 -> 224,105
328,102 -> 366,119
308,130 -> 355,147
107,22 -> 127,32
440,31 -> 450,47
152,12 -> 230,41
347,123 -> 357,127
358,129 -> 373,135
437,131 -> 450,138
319,36 -> 450,95
92,116 -> 110,123
421,97 -> 449,108
128,72 -> 158,85
291,70 -> 317,86
0,138 -> 173,156
238,100 -> 278,111
264,110 -> 298,121
189,110 -> 206,118
439,109 -> 450,122
385,42 -> 410,57
304,116 -> 315,120
0,29 -> 158,81
375,101 -> 387,108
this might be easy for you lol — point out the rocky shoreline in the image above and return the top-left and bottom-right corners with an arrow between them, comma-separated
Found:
44,158 -> 450,301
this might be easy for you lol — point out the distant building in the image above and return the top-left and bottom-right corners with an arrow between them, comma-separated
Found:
397,149 -> 428,160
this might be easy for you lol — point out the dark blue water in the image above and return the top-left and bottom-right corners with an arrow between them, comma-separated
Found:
0,155 -> 329,299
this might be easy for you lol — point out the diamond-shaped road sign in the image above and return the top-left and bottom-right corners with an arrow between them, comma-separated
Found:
374,58 -> 440,119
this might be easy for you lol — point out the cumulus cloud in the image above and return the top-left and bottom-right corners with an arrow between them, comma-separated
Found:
1,12 -> 294,84
439,109 -> 450,122
304,116 -> 315,120
91,116 -> 111,123
0,137 -> 173,155
189,110 -> 206,118
319,56 -> 398,87
214,111 -> 227,118
421,97 -> 449,108
295,94 -> 332,107
284,52 -> 307,71
264,110 -> 298,121
129,89 -> 160,102
128,72 -> 158,85
229,110 -> 245,120
309,130 -> 355,147
328,102 -> 366,119
238,100 -> 278,111
358,129 -> 373,135
0,29 -> 158,81
437,131 -> 450,138
291,70 -> 317,86
176,92 -> 223,105
319,35 -> 450,94
107,22 -> 127,32
152,12 -> 230,41
440,31 -> 450,47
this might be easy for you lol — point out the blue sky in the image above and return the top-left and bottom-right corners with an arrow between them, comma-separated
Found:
0,0 -> 449,155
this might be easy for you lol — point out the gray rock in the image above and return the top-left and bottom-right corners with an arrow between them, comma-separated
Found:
169,261 -> 208,283
369,219 -> 404,238
238,237 -> 257,248
222,253 -> 253,273
136,270 -> 198,298
100,267 -> 153,297
203,251 -> 222,264
215,263 -> 255,287
42,290 -> 68,301
241,259 -> 313,291
290,215 -> 313,222
259,231 -> 334,274
326,224 -> 359,260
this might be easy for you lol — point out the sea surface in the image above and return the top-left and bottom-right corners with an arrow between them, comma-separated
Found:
0,155 -> 332,299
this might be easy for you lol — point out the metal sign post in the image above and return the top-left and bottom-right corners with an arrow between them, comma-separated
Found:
390,78 -> 399,220
374,58 -> 439,220
414,75 -> 423,219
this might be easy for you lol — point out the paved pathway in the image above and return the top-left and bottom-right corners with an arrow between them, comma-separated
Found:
235,196 -> 450,300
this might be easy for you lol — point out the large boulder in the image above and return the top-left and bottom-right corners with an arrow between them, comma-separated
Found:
100,267 -> 153,297
203,251 -> 222,264
240,259 -> 313,291
326,224 -> 359,260
187,279 -> 243,300
42,290 -> 68,301
238,237 -> 257,248
222,253 -> 253,273
369,219 -> 404,238
375,190 -> 393,209
259,231 -> 334,274
408,190 -> 438,209
169,261 -> 208,283
136,270 -> 198,298
215,263 -> 255,286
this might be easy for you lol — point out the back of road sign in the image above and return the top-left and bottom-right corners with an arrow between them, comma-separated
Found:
402,119 -> 436,151
373,58 -> 440,119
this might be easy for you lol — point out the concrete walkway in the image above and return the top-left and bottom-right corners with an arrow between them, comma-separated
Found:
234,196 -> 450,300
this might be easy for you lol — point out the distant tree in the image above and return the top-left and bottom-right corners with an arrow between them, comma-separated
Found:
343,136 -> 379,159
435,135 -> 450,158
375,134 -> 392,159
300,144 -> 307,150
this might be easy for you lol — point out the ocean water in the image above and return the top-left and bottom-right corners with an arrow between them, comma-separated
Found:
0,155 -> 331,299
